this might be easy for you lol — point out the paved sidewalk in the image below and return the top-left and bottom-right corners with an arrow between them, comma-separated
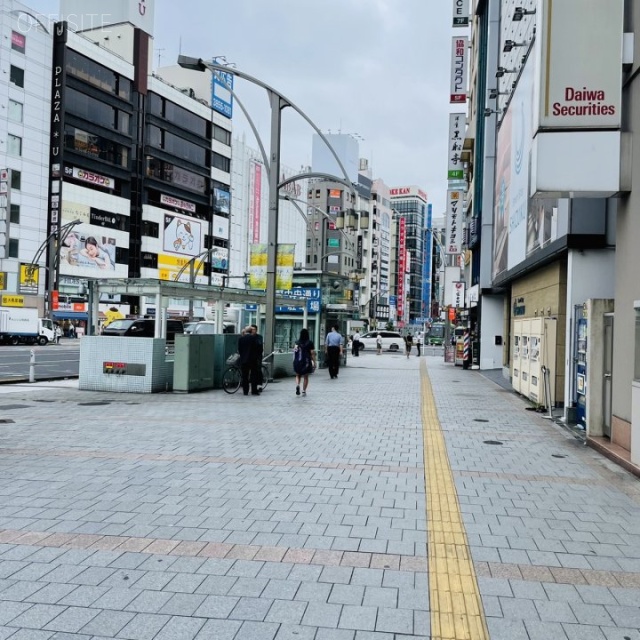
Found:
0,354 -> 636,639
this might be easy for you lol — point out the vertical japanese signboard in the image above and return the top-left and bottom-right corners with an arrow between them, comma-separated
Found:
450,36 -> 468,104
397,217 -> 407,321
446,190 -> 462,254
250,161 -> 262,243
452,0 -> 470,26
448,113 -> 465,180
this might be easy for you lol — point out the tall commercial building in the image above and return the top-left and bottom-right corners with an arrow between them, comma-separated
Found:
389,186 -> 429,328
43,0 -> 232,322
464,1 -> 639,471
0,1 -> 53,311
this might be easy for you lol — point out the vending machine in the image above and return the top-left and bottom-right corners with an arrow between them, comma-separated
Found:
575,312 -> 588,427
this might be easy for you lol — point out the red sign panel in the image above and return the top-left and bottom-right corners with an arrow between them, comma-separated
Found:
51,290 -> 59,310
397,217 -> 407,320
252,162 -> 262,243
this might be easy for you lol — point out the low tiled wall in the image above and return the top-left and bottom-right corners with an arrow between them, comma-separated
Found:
79,337 -> 173,393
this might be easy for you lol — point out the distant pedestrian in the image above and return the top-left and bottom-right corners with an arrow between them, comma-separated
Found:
352,330 -> 361,357
416,334 -> 422,356
404,333 -> 413,358
293,328 -> 316,396
325,325 -> 343,379
376,333 -> 382,355
238,326 -> 260,396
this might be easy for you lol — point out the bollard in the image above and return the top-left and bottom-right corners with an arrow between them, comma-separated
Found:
29,349 -> 36,383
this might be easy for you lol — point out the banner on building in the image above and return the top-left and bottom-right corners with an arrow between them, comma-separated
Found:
19,263 -> 39,295
445,190 -> 462,254
276,244 -> 295,290
397,217 -> 407,320
250,162 -> 262,244
249,243 -> 267,290
448,113 -> 465,180
452,0 -> 470,26
450,36 -> 468,103
452,281 -> 465,309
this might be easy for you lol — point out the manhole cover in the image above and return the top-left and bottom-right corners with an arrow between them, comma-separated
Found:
552,454 -> 567,458
78,402 -> 112,407
0,419 -> 15,424
483,440 -> 503,445
0,405 -> 30,410
473,419 -> 489,423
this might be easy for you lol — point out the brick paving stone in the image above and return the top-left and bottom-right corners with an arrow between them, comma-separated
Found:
265,599 -> 308,625
234,621 -> 279,640
9,604 -> 67,629
117,613 -> 171,640
78,610 -> 135,637
194,619 -> 242,640
153,615 -> 205,640
43,606 -> 100,633
274,624 -> 317,640
338,605 -> 377,631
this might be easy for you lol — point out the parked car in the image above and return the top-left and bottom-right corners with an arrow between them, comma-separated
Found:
357,331 -> 404,352
101,318 -> 184,340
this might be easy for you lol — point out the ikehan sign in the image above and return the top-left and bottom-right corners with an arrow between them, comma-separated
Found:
539,0 -> 623,129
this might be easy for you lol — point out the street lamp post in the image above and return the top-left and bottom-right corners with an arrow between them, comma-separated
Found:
177,56 -> 355,369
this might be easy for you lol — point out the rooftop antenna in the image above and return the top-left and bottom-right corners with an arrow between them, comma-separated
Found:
156,47 -> 165,68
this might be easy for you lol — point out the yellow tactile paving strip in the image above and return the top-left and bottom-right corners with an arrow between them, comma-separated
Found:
421,362 -> 489,640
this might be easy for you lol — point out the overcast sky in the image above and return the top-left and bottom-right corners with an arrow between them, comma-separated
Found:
27,0 -> 453,215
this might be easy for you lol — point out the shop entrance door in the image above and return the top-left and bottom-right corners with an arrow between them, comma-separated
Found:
603,314 -> 614,438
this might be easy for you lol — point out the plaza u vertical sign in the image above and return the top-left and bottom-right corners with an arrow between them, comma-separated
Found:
397,217 -> 407,324
450,35 -> 468,104
47,22 -> 68,302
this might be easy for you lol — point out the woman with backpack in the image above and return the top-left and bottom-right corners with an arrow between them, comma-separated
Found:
293,327 -> 317,396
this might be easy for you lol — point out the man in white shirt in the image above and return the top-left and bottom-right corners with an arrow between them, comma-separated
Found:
352,330 -> 361,357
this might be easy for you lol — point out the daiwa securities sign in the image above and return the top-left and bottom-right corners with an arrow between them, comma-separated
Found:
531,0 -> 625,197
450,36 -> 468,104
539,0 -> 622,129
452,0 -> 469,27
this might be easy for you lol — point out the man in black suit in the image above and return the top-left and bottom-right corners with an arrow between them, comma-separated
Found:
238,327 -> 259,396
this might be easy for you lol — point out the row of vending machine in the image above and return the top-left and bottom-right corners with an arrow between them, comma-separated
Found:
512,317 -> 558,407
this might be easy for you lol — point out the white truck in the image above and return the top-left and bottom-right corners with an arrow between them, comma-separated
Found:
0,307 -> 56,345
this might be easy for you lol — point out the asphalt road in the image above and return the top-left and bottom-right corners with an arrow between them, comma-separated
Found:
0,341 -> 80,382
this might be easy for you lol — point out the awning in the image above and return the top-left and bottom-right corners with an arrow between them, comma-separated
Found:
51,311 -> 89,321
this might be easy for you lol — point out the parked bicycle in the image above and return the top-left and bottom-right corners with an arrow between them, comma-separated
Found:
222,352 -> 274,394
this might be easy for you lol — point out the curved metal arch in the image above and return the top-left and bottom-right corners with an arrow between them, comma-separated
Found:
178,56 -> 354,191
278,172 -> 355,194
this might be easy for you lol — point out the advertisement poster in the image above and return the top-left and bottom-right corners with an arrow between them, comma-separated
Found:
445,190 -> 462,254
526,198 -> 558,256
276,244 -> 295,290
210,246 -> 229,270
158,254 -> 205,284
450,36 -> 468,104
249,243 -> 267,289
163,213 -> 202,258
19,263 -> 39,295
493,105 -> 512,279
214,187 -> 230,215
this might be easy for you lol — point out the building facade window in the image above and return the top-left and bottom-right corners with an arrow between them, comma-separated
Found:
212,152 -> 230,173
7,135 -> 22,156
8,238 -> 19,258
66,88 -> 130,133
8,100 -> 23,123
9,204 -> 20,225
10,65 -> 24,88
65,125 -> 130,168
66,50 -> 131,99
213,124 -> 231,146
10,170 -> 21,190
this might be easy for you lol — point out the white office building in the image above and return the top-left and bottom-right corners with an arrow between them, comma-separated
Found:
0,1 -> 52,309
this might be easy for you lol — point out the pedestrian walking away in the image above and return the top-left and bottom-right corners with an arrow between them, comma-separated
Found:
376,332 -> 382,355
325,324 -> 343,379
237,326 -> 260,395
351,329 -> 361,356
404,332 -> 413,358
416,333 -> 422,356
293,327 -> 316,396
